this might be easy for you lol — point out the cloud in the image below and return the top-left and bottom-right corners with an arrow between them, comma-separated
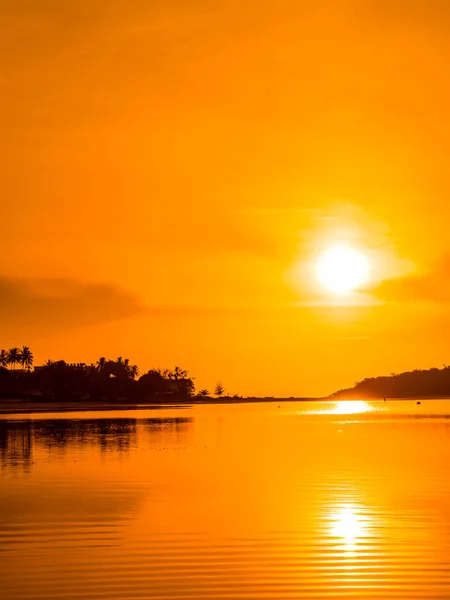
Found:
0,275 -> 145,332
370,256 -> 450,303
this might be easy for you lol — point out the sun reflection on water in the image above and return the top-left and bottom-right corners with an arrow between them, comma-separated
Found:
329,505 -> 368,551
331,400 -> 373,415
305,400 -> 376,416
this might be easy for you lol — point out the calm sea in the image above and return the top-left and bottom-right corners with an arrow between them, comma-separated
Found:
1,400 -> 450,599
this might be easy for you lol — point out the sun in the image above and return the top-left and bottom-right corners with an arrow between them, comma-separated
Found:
315,244 -> 369,295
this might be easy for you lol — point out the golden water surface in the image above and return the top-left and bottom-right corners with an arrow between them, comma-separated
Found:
1,400 -> 450,599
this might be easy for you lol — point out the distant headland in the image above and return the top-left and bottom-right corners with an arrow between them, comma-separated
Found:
332,365 -> 450,399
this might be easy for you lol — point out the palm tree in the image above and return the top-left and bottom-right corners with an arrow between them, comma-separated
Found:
20,346 -> 33,371
44,359 -> 54,367
214,382 -> 225,398
96,357 -> 107,372
0,349 -> 8,369
128,364 -> 140,380
170,366 -> 188,380
7,348 -> 21,370
197,389 -> 210,398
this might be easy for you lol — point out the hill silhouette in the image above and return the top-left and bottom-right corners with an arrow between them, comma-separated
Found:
332,365 -> 450,399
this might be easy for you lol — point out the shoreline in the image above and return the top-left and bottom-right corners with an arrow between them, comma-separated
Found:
0,401 -> 192,416
0,395 -> 448,416
0,397 -> 325,415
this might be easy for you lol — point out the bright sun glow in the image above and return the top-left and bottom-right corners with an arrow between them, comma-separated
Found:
315,244 -> 369,295
330,506 -> 366,551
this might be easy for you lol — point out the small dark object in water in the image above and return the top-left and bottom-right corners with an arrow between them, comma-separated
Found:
417,401 -> 421,405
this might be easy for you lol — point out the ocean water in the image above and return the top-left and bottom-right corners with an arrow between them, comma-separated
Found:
1,399 -> 450,599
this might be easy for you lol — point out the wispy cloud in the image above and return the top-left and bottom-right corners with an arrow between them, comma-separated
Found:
0,275 -> 145,331
368,256 -> 450,304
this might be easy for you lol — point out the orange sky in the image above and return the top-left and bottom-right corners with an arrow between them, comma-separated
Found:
2,0 -> 450,396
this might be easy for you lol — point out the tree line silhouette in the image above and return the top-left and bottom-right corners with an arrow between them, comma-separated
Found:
332,365 -> 450,399
0,346 -> 230,403
0,349 -> 194,403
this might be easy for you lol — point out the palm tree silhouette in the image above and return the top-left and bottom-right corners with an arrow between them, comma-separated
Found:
0,349 -> 8,369
7,348 -> 21,370
170,366 -> 188,380
129,364 -> 140,379
214,382 -> 225,398
96,357 -> 107,372
20,346 -> 33,371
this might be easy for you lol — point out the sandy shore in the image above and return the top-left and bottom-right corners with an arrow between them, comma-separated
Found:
0,400 -> 194,415
0,396 -> 327,415
0,396 -> 442,416
2,396 -> 435,416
